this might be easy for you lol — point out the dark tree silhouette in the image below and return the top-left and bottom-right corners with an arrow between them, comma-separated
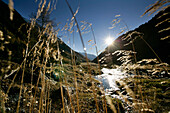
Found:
30,6 -> 55,29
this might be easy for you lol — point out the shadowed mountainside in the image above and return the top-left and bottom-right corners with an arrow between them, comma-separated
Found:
0,0 -> 86,64
93,7 -> 170,65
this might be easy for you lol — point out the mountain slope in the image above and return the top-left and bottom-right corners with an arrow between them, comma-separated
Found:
79,52 -> 96,61
0,0 -> 86,64
93,7 -> 170,65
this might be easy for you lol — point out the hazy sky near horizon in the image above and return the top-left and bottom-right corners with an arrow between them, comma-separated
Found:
3,0 -> 157,55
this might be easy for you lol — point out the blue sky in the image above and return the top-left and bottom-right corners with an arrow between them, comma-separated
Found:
3,0 -> 157,55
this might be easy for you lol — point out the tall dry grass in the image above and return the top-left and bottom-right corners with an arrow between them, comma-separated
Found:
0,0 -> 169,113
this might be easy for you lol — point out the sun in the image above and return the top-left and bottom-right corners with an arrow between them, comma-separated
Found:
105,37 -> 113,45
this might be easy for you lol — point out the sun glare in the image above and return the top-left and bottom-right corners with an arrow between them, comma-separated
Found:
105,37 -> 113,45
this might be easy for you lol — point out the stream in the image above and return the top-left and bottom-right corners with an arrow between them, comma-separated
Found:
95,68 -> 133,112
95,68 -> 128,92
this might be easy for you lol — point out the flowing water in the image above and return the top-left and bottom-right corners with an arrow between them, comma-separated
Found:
95,68 -> 127,92
95,68 -> 133,112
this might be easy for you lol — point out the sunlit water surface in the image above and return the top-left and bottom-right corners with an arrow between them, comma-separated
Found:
94,68 -> 132,111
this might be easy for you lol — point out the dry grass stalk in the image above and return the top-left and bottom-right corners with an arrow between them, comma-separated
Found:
142,0 -> 170,16
65,0 -> 100,112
